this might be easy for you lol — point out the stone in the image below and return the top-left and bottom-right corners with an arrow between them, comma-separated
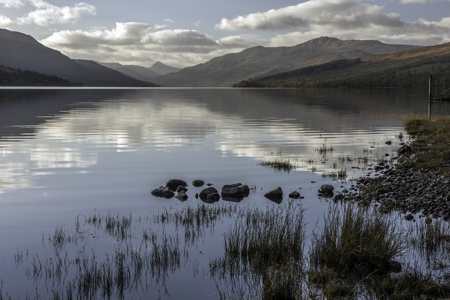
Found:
175,191 -> 188,201
166,179 -> 187,191
404,214 -> 414,221
264,187 -> 283,203
192,180 -> 205,187
385,141 -> 392,145
206,192 -> 220,203
289,191 -> 301,199
320,184 -> 334,194
222,185 -> 245,197
199,187 -> 219,200
223,183 -> 243,189
151,186 -> 175,199
176,186 -> 188,193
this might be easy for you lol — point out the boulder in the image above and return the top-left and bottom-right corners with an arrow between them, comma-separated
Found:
199,187 -> 219,200
176,186 -> 188,193
320,184 -> 334,194
192,180 -> 205,187
175,191 -> 188,201
264,187 -> 283,203
404,214 -> 414,221
151,186 -> 175,199
289,191 -> 301,199
200,192 -> 220,203
166,179 -> 187,191
223,183 -> 243,189
240,184 -> 250,197
222,186 -> 245,197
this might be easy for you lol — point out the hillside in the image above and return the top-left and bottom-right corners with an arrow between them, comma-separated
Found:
0,65 -> 80,86
234,42 -> 450,89
98,62 -> 161,81
149,62 -> 181,75
74,60 -> 158,87
0,28 -> 156,87
151,37 -> 419,87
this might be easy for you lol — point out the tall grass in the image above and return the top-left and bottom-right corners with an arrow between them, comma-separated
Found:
210,202 -> 306,299
309,203 -> 404,298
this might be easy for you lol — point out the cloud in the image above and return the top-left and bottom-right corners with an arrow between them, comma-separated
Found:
164,18 -> 174,23
400,0 -> 450,3
216,0 -> 404,31
0,0 -> 24,8
0,0 -> 95,26
41,22 -> 258,67
216,0 -> 450,46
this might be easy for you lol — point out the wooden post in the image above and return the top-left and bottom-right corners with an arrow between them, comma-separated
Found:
428,75 -> 432,120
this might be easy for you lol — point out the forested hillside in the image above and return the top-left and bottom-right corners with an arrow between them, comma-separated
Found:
235,43 -> 450,90
0,66 -> 80,86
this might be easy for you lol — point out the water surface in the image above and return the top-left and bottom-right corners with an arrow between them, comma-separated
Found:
0,88 -> 448,298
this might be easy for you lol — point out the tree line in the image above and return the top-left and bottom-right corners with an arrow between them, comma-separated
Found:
0,65 -> 80,86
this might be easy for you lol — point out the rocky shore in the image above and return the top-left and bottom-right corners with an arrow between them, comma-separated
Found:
344,147 -> 450,223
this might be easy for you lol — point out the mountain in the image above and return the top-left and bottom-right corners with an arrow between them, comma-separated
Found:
74,60 -> 158,87
234,42 -> 450,89
151,37 -> 419,87
0,65 -> 80,86
149,62 -> 182,75
98,62 -> 160,81
0,28 -> 156,87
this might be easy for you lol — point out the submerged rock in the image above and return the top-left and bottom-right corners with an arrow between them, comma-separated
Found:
199,187 -> 219,201
264,187 -> 283,204
207,193 -> 220,202
175,191 -> 188,201
404,214 -> 415,221
176,186 -> 188,193
289,191 -> 301,199
192,180 -> 205,187
151,186 -> 175,199
320,184 -> 334,194
166,179 -> 187,191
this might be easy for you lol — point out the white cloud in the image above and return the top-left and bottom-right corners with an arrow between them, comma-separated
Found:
216,0 -> 403,31
164,18 -> 174,23
216,0 -> 450,47
0,0 -> 95,26
41,22 -> 258,67
400,0 -> 450,3
0,0 -> 24,8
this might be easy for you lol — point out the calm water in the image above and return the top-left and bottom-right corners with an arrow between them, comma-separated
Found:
0,88 -> 449,299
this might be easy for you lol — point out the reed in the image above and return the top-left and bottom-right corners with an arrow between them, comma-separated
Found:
259,159 -> 296,173
308,203 -> 404,298
210,202 -> 306,299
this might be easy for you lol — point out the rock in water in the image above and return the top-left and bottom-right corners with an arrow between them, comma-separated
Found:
199,187 -> 219,200
151,186 -> 175,199
264,187 -> 283,203
192,180 -> 205,187
289,191 -> 301,199
175,191 -> 188,201
166,179 -> 187,191
320,184 -> 334,194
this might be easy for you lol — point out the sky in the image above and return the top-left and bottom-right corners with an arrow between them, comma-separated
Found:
0,0 -> 450,68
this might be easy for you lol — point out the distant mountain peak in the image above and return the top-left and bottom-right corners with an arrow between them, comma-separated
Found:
150,62 -> 181,76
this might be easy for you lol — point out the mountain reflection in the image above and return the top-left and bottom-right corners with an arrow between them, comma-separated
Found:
0,88 -> 448,193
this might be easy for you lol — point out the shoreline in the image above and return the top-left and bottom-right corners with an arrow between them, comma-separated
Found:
343,117 -> 450,222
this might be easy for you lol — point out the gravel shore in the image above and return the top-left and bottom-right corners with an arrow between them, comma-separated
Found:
344,149 -> 450,223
